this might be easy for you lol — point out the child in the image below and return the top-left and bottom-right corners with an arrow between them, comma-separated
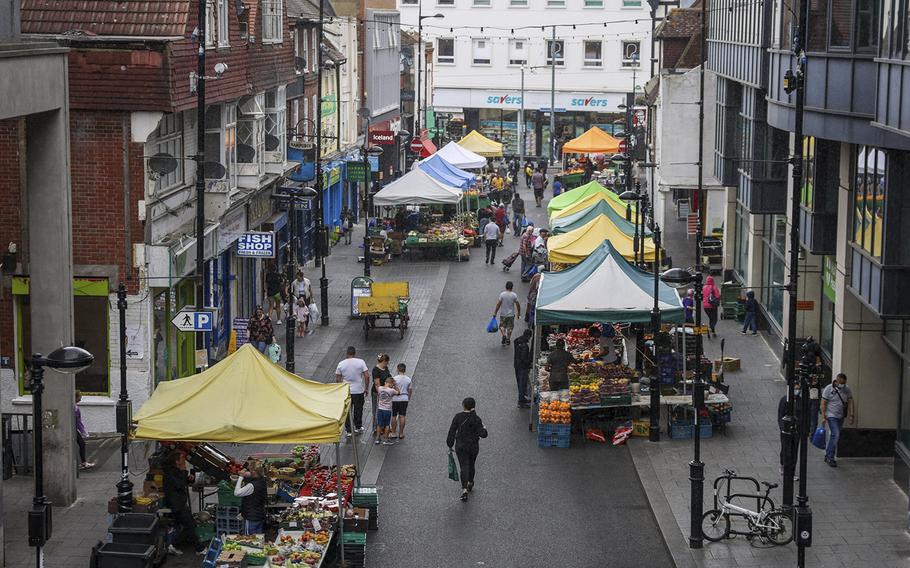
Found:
294,298 -> 309,337
390,363 -> 413,440
267,335 -> 281,364
375,377 -> 399,446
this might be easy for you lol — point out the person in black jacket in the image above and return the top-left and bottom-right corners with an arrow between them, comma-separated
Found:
162,452 -> 205,554
514,330 -> 533,408
234,462 -> 268,535
446,398 -> 488,502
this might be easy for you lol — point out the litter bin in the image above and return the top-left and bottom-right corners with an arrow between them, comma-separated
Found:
108,513 -> 164,566
92,542 -> 155,568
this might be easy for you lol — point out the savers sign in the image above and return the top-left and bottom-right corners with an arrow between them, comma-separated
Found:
237,231 -> 276,258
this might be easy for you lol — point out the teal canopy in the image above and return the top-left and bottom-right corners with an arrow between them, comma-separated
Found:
550,199 -> 653,237
535,240 -> 685,325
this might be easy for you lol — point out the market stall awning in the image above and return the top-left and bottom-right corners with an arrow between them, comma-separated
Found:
550,199 -> 651,237
436,140 -> 487,169
549,192 -> 629,223
415,137 -> 437,158
417,154 -> 476,189
547,180 -> 635,217
132,344 -> 351,444
547,213 -> 656,264
457,130 -> 503,157
372,167 -> 463,206
561,127 -> 621,155
536,240 -> 684,325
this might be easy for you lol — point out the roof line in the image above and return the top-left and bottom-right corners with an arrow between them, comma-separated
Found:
22,33 -> 182,42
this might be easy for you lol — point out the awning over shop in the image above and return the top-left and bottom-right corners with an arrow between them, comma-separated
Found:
416,137 -> 437,158
550,199 -> 651,237
547,180 -> 636,217
547,213 -> 656,264
561,127 -> 621,155
372,167 -> 463,205
132,344 -> 350,444
436,141 -> 487,169
457,130 -> 503,157
536,240 -> 684,325
417,154 -> 476,189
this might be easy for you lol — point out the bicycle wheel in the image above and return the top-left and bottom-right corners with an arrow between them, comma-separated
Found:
765,511 -> 794,545
701,509 -> 729,542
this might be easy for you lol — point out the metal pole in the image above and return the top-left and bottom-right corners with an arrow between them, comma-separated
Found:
29,358 -> 46,567
549,26 -> 556,166
116,284 -> 133,512
649,224 -> 661,442
195,0 -> 207,351
519,66 -> 525,171
335,442 -> 345,565
316,0 -> 329,326
285,195 -> 297,373
363,119 -> 372,278
633,182 -> 641,267
415,6 -> 423,138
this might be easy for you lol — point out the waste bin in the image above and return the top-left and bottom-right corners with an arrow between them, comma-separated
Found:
108,513 -> 160,547
92,542 -> 155,568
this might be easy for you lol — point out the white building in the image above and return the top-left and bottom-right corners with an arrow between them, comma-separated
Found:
398,0 -> 652,157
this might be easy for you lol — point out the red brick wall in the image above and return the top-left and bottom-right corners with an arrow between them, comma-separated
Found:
0,118 -> 23,358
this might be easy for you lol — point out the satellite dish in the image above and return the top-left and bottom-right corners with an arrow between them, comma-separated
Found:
265,134 -> 280,151
203,161 -> 226,179
237,144 -> 256,162
358,107 -> 372,119
148,152 -> 178,175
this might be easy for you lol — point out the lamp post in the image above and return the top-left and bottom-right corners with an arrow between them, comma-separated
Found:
661,267 -> 705,548
29,346 -> 94,566
362,139 -> 385,278
315,0 -> 329,326
397,129 -> 411,176
115,284 -> 133,513
281,184 -> 317,373
414,10 -> 444,139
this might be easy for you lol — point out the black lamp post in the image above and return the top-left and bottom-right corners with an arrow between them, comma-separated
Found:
281,184 -> 317,373
618,187 -> 642,268
397,129 -> 411,177
414,11 -> 445,138
661,267 -> 705,548
28,346 -> 94,565
115,284 -> 133,513
362,142 -> 385,278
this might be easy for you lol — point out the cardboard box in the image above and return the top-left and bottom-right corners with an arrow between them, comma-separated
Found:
714,357 -> 741,373
632,420 -> 651,438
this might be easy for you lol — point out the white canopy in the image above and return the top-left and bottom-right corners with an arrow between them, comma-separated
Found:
435,141 -> 487,169
372,167 -> 463,206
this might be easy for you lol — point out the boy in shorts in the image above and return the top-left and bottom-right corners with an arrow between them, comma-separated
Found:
375,377 -> 399,445
391,363 -> 413,440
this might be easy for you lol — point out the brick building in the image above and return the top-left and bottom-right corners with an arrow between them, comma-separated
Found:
0,0 -> 298,432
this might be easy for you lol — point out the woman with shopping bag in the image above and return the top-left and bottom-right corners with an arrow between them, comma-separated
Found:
446,397 -> 488,502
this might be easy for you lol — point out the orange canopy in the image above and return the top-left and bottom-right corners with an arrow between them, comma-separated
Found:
562,127 -> 621,155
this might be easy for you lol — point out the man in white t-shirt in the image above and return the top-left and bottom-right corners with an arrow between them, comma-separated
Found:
483,220 -> 501,265
493,280 -> 521,345
335,346 -> 370,437
390,363 -> 414,440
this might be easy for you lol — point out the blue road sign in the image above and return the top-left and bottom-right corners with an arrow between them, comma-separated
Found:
171,310 -> 215,332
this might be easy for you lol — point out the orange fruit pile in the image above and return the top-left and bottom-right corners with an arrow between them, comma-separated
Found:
539,401 -> 572,424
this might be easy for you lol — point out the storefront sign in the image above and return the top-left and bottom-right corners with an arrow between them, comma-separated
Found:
322,165 -> 342,189
436,88 -> 624,113
237,231 -> 276,258
822,256 -> 836,302
216,206 -> 248,254
369,130 -> 396,146
796,301 -> 815,311
346,161 -> 370,183
321,94 -> 337,117
248,188 -> 274,228
233,317 -> 249,347
125,325 -> 145,360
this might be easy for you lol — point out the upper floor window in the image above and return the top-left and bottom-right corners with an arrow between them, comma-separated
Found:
437,0 -> 455,6
622,0 -> 641,6
204,104 -> 238,191
546,40 -> 564,66
621,40 -> 641,67
205,0 -> 216,47
474,0 -> 491,6
217,0 -> 229,46
265,88 -> 287,162
806,0 -> 879,52
510,0 -> 528,6
583,41 -> 602,66
509,39 -> 527,65
437,38 -> 455,64
584,0 -> 603,6
852,146 -> 886,260
148,113 -> 184,193
402,0 -> 418,4
262,0 -> 283,43
547,0 -> 565,6
472,38 -> 492,65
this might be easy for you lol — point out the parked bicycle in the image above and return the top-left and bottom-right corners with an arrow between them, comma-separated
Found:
701,469 -> 793,545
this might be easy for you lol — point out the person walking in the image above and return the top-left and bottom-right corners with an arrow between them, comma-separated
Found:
511,192 -> 525,235
375,377 -> 399,445
531,169 -> 545,207
518,225 -> 535,277
74,391 -> 94,470
741,290 -> 758,335
340,206 -> 354,245
446,397 -> 488,502
702,275 -> 721,337
371,354 -> 392,439
682,289 -> 695,324
494,203 -> 507,246
552,177 -> 563,197
248,306 -> 273,353
483,218 -> 501,264
513,329 -> 533,408
335,346 -> 370,437
821,373 -> 854,467
233,462 -> 268,535
493,281 -> 521,345
524,162 -> 534,188
391,363 -> 413,440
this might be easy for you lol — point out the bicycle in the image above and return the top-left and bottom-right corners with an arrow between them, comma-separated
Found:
701,469 -> 793,545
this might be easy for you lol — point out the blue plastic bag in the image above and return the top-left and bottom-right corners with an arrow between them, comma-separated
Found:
486,316 -> 499,333
811,425 -> 826,449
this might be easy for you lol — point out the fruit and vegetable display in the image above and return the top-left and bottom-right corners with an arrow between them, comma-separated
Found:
539,400 -> 572,424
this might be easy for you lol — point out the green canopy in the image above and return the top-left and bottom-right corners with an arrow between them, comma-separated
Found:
547,180 -> 633,216
550,199 -> 652,237
535,240 -> 685,325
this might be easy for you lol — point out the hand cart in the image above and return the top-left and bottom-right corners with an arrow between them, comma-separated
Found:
357,281 -> 410,340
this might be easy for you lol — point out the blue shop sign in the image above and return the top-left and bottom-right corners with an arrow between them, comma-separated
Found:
237,231 -> 276,258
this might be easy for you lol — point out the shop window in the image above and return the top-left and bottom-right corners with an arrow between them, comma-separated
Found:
583,41 -> 603,67
509,39 -> 528,65
437,38 -> 455,64
148,113 -> 184,193
852,146 -> 886,261
761,230 -> 786,328
546,40 -> 565,66
472,38 -> 492,65
621,41 -> 641,67
734,203 -> 749,280
217,0 -> 229,46
261,0 -> 283,43
13,278 -> 110,395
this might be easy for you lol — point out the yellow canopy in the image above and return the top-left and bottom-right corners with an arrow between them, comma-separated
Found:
547,214 -> 655,264
562,127 -> 621,154
549,192 -> 632,222
133,344 -> 351,444
457,130 -> 503,157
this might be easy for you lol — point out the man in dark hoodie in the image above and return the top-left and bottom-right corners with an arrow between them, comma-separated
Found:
513,329 -> 533,408
446,397 -> 488,502
741,290 -> 758,335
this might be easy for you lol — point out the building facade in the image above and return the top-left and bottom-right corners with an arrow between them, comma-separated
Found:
398,0 -> 652,158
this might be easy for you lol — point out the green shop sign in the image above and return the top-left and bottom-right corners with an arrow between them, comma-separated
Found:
346,161 -> 369,183
321,94 -> 337,117
322,166 -> 341,188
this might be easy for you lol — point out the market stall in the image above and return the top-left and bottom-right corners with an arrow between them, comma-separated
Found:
131,344 -> 364,567
561,126 -> 622,155
554,128 -> 622,190
546,214 -> 656,265
550,199 -> 652,237
549,191 -> 635,228
416,154 -> 476,190
436,140 -> 487,169
457,130 -> 504,158
547,180 -> 633,217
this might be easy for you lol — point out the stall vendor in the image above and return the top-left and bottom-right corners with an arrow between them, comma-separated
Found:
234,462 -> 268,535
588,324 -> 618,364
546,339 -> 577,391
162,451 -> 205,554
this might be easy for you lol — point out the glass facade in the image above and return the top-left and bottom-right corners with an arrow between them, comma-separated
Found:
760,215 -> 787,327
733,203 -> 749,281
852,146 -> 886,260
820,255 -> 836,356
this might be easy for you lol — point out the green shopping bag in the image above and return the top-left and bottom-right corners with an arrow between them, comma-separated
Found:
447,450 -> 460,482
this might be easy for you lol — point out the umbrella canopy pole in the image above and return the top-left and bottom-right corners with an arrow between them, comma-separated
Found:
529,324 -> 541,432
336,441 -> 345,566
348,410 -> 361,488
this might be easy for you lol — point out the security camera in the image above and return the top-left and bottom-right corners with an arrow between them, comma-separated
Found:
214,62 -> 228,77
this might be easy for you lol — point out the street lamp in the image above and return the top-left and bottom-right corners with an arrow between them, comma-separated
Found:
28,346 -> 94,564
115,284 -> 133,514
361,118 -> 384,278
619,188 -> 642,268
415,11 -> 445,139
661,267 -> 706,548
281,184 -> 317,373
397,129 -> 411,175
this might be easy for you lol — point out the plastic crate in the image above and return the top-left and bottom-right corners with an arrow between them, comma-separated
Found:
215,506 -> 240,520
670,422 -> 713,439
538,422 -> 571,448
93,542 -> 155,568
217,480 -> 242,507
215,506 -> 242,535
600,394 -> 632,406
196,522 -> 216,543
108,513 -> 160,547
